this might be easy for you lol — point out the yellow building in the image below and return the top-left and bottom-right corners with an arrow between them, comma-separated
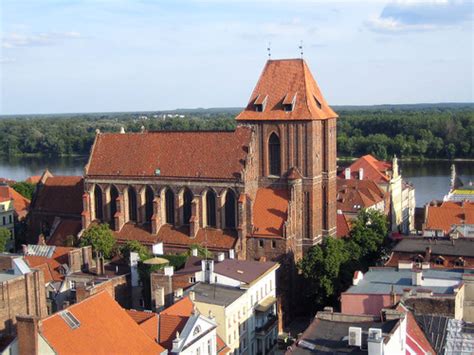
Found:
0,185 -> 15,244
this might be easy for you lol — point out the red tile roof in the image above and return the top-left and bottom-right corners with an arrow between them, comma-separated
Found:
113,223 -> 238,251
252,188 -> 289,238
337,178 -> 386,213
336,213 -> 350,238
158,297 -> 194,349
24,246 -> 73,283
47,219 -> 83,246
341,155 -> 391,183
236,59 -> 337,121
0,186 -> 30,219
40,291 -> 165,354
161,296 -> 194,316
396,304 -> 435,355
217,335 -> 230,354
32,175 -> 84,216
25,175 -> 41,184
86,127 -> 252,180
425,201 -> 474,234
125,309 -> 156,324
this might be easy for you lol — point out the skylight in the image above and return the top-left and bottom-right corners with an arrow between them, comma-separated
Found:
59,310 -> 81,329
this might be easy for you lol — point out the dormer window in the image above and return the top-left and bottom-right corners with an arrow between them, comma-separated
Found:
254,94 -> 268,112
282,92 -> 297,112
314,95 -> 322,109
435,256 -> 445,265
454,258 -> 465,267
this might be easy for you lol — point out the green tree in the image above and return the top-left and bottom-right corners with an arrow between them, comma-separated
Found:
121,240 -> 151,261
0,228 -> 11,252
80,223 -> 116,258
11,182 -> 36,200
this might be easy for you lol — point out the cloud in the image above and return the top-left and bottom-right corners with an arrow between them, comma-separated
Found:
2,31 -> 82,48
366,0 -> 473,33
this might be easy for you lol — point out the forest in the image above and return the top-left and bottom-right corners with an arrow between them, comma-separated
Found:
0,104 -> 472,160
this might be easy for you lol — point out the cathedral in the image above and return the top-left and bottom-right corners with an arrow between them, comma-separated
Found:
82,58 -> 338,264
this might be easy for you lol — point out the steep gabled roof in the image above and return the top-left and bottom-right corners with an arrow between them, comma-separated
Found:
236,59 -> 337,121
24,246 -> 73,283
86,127 -> 253,180
0,185 -> 30,219
342,155 -> 391,183
425,201 -> 474,233
396,303 -> 435,355
40,291 -> 165,354
337,178 -> 386,213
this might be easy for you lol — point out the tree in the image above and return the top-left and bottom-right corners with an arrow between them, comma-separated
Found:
80,223 -> 116,258
121,240 -> 151,262
11,182 -> 36,200
0,228 -> 10,252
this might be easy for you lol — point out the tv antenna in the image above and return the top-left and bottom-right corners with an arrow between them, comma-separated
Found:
299,40 -> 304,58
267,42 -> 271,58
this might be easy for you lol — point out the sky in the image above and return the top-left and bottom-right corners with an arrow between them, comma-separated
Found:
0,0 -> 472,115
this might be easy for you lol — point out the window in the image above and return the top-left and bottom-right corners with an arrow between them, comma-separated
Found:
144,186 -> 154,223
193,325 -> 201,336
455,258 -> 465,267
268,133 -> 281,176
183,188 -> 193,225
69,280 -> 76,290
8,215 -> 12,224
435,257 -> 445,265
165,189 -> 175,224
196,348 -> 200,355
259,239 -> 264,248
189,276 -> 196,283
127,186 -> 137,222
109,185 -> 119,229
2,217 -> 5,225
206,190 -> 217,227
224,190 -> 237,229
207,339 -> 212,355
271,240 -> 276,249
94,185 -> 103,221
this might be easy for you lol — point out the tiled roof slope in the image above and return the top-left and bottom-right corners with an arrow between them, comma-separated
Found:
252,188 -> 289,238
0,185 -> 30,219
396,304 -> 435,355
158,297 -> 194,349
86,127 -> 252,180
236,59 -> 337,121
425,201 -> 474,233
337,178 -> 386,213
336,213 -> 350,238
24,246 -> 73,283
41,291 -> 165,354
32,176 -> 84,215
341,155 -> 391,183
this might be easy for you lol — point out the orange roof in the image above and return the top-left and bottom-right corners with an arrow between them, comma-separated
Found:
0,186 -> 10,203
236,59 -> 337,121
139,315 -> 159,342
47,219 -> 82,246
337,213 -> 350,238
125,309 -> 156,324
113,223 -> 238,251
161,296 -> 194,316
25,175 -> 41,184
252,188 -> 289,237
217,335 -> 231,354
425,201 -> 474,234
341,155 -> 391,183
24,246 -> 73,283
0,186 -> 30,218
337,178 -> 386,213
40,291 -> 165,354
86,127 -> 252,180
158,297 -> 194,349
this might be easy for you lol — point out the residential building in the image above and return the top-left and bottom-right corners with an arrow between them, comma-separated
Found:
341,266 -> 468,321
81,58 -> 338,324
286,308 -> 410,354
27,170 -> 83,246
4,291 -> 166,354
0,185 -> 16,251
342,155 -> 416,234
422,200 -> 474,238
0,257 -> 47,338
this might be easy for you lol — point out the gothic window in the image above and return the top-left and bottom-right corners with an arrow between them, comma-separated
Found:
224,190 -> 237,229
127,187 -> 137,222
165,189 -> 175,225
94,185 -> 103,221
144,186 -> 154,223
183,188 -> 193,225
109,185 -> 119,229
206,190 -> 217,227
268,133 -> 281,176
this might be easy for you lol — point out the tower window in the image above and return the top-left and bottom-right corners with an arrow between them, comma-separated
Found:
165,189 -> 175,225
268,133 -> 281,176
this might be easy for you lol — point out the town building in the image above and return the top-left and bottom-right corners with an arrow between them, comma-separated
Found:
0,185 -> 16,251
151,252 -> 280,355
27,170 -> 83,246
286,308 -> 410,354
341,266 -> 469,321
0,256 -> 47,338
342,155 -> 415,234
422,200 -> 474,238
4,291 -> 166,354
80,58 -> 338,323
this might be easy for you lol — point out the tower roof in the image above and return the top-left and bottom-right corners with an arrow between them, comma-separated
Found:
236,59 -> 337,121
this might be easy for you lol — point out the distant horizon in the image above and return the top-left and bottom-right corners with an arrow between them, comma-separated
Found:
1,101 -> 473,117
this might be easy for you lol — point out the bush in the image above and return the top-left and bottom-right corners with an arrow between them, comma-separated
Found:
80,223 -> 116,258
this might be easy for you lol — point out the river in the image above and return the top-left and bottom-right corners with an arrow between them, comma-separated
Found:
0,156 -> 472,207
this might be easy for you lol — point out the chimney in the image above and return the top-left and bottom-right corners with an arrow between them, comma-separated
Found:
22,244 -> 28,256
359,168 -> 364,180
367,328 -> 383,355
189,291 -> 195,301
164,266 -> 174,277
191,248 -> 198,257
201,259 -> 214,284
17,315 -> 39,355
37,235 -> 46,246
120,126 -> 125,134
95,254 -> 105,276
229,249 -> 235,259
216,252 -> 225,262
130,252 -> 140,287
412,270 -> 423,286
353,270 -> 363,285
345,167 -> 351,180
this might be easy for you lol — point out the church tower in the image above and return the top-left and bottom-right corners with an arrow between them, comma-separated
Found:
236,59 -> 337,255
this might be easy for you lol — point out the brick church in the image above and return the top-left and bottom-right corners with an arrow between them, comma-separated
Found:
81,58 -> 337,318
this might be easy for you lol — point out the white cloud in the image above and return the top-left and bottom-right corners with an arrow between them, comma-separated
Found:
2,31 -> 82,48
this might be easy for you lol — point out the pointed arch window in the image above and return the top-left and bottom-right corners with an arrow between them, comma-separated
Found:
224,190 -> 237,229
206,190 -> 217,228
144,186 -> 154,223
165,189 -> 175,225
127,187 -> 137,222
94,185 -> 103,221
269,133 -> 281,176
183,189 -> 193,225
109,185 -> 119,229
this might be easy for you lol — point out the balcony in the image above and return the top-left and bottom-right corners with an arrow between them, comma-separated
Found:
255,314 -> 278,336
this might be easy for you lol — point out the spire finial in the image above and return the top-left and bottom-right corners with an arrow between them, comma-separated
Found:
299,40 -> 304,58
267,42 -> 271,58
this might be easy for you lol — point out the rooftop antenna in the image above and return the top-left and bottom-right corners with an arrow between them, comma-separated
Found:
267,42 -> 271,58
299,40 -> 304,58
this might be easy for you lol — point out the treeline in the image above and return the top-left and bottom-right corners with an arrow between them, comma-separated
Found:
1,105 -> 473,160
